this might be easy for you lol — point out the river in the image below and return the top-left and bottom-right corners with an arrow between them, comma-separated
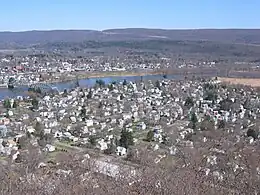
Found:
0,73 -> 213,100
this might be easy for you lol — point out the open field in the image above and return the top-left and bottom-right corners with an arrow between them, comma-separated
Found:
218,77 -> 260,87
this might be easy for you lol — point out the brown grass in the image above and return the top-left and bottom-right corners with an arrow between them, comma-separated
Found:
218,77 -> 260,87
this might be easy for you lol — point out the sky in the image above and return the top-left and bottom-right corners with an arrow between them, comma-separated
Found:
1,0 -> 259,31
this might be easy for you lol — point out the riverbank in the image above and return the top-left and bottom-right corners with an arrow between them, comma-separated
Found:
46,70 -> 166,84
45,67 -> 218,84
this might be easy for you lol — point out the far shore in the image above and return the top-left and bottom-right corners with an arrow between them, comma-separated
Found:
47,70 -> 166,84
46,68 -> 218,84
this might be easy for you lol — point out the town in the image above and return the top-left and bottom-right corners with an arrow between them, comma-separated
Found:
1,4 -> 260,193
0,71 -> 260,194
0,53 -> 219,87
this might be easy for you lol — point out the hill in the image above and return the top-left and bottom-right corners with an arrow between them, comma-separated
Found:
1,29 -> 260,47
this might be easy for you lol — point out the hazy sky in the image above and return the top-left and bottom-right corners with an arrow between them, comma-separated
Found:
1,0 -> 259,31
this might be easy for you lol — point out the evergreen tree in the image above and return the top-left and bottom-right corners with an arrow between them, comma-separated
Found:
35,87 -> 42,94
123,79 -> 127,86
184,96 -> 194,108
155,80 -> 161,89
96,79 -> 105,87
13,100 -> 18,108
119,129 -> 134,149
89,135 -> 97,146
80,107 -> 87,120
120,94 -> 124,100
87,90 -> 93,99
32,97 -> 39,110
247,128 -> 258,140
146,130 -> 154,142
3,99 -> 11,108
108,84 -> 114,91
34,122 -> 44,138
63,89 -> 68,96
218,120 -> 226,129
75,79 -> 80,88
190,112 -> 198,129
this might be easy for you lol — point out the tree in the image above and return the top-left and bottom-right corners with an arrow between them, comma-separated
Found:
87,90 -> 93,99
75,79 -> 80,88
3,99 -> 11,109
80,107 -> 87,120
119,129 -> 134,149
146,130 -> 154,142
185,97 -> 194,108
200,119 -> 215,131
31,97 -> 39,110
120,94 -> 124,100
89,135 -> 97,146
34,122 -> 44,138
96,79 -> 105,87
190,112 -> 198,129
104,143 -> 116,155
108,84 -> 114,91
218,120 -> 226,129
155,80 -> 161,89
35,87 -> 42,94
63,89 -> 68,96
123,79 -> 127,86
204,90 -> 217,102
219,99 -> 233,111
247,128 -> 258,140
12,100 -> 18,108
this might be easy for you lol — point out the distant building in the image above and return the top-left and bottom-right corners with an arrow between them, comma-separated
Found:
0,125 -> 8,138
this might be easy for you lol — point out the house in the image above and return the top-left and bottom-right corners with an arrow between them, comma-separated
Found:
116,146 -> 127,156
97,139 -> 108,151
0,125 -> 8,137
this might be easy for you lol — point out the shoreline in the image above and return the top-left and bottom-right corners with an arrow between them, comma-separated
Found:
46,67 -> 218,84
46,70 -> 167,84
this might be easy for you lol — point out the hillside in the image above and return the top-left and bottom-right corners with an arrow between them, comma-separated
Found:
0,29 -> 260,47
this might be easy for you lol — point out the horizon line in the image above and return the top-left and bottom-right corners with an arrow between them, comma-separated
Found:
1,27 -> 260,33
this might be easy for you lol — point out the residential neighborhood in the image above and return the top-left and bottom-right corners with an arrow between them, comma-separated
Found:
0,74 -> 260,194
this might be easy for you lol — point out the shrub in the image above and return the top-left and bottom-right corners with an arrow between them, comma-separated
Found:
146,130 -> 154,142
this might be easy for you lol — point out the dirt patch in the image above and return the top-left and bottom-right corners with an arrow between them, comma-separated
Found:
218,77 -> 260,87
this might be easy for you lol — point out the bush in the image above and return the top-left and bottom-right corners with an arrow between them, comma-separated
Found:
146,130 -> 154,142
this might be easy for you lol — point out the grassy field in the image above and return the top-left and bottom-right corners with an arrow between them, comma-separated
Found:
218,77 -> 260,87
